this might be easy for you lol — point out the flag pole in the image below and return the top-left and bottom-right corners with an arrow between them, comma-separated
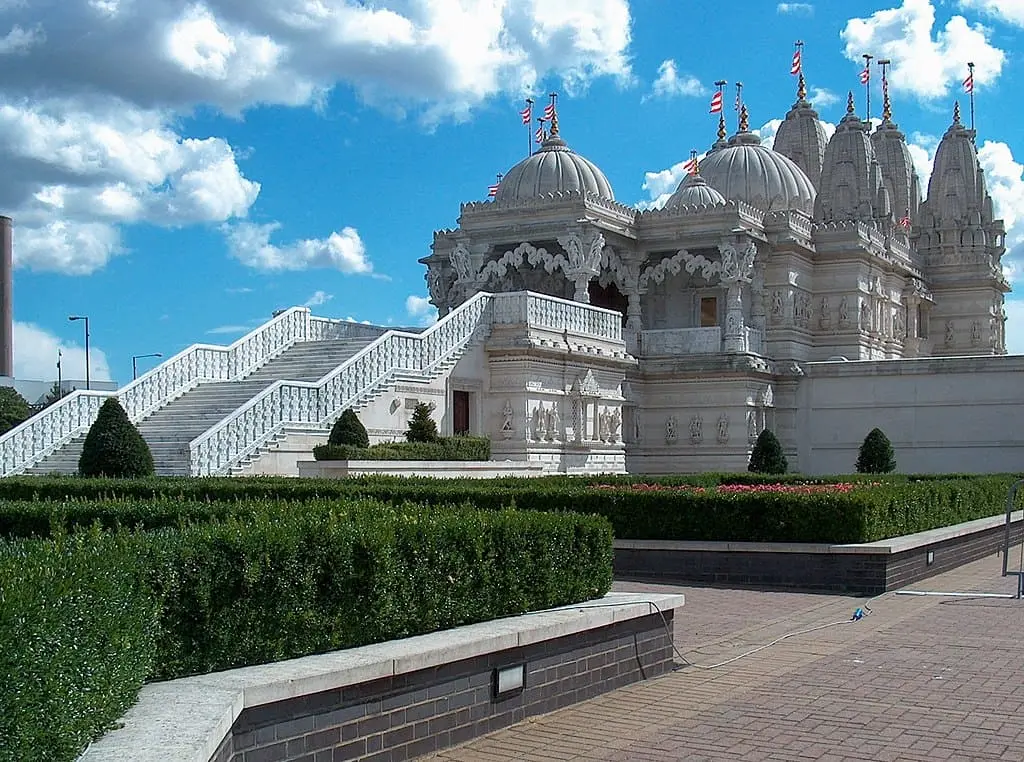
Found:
525,98 -> 534,157
878,58 -> 891,122
967,61 -> 976,134
735,81 -> 744,131
862,53 -> 873,123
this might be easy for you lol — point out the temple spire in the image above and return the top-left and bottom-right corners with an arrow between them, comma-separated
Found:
548,92 -> 559,137
846,90 -> 856,115
717,113 -> 727,141
797,72 -> 807,102
738,103 -> 749,132
953,100 -> 961,125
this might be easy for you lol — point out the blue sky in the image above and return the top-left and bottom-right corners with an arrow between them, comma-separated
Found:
4,0 -> 1024,384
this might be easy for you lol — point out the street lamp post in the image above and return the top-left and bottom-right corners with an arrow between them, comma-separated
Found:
132,352 -> 163,380
68,315 -> 90,390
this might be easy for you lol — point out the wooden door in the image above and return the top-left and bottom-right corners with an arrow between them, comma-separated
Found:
453,390 -> 470,435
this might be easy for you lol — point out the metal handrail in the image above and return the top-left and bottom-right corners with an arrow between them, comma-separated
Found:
1002,478 -> 1024,598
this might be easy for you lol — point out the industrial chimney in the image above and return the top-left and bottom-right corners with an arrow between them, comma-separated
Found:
0,216 -> 13,378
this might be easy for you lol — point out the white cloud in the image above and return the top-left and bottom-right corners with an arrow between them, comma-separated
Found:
225,222 -> 375,275
755,119 -> 785,149
978,140 -> 1024,292
841,0 -> 1005,99
809,87 -> 839,107
646,59 -> 705,101
0,97 -> 260,273
0,0 -> 633,119
0,0 -> 635,275
14,321 -> 111,382
303,290 -> 333,308
907,131 -> 941,189
205,324 -> 251,335
777,3 -> 814,13
225,286 -> 253,294
959,1 -> 1024,27
405,294 -> 437,326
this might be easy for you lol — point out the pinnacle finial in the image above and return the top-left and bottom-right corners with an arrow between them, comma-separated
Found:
846,91 -> 855,115
797,71 -> 807,101
738,103 -> 749,132
691,149 -> 700,176
882,88 -> 892,122
550,111 -> 559,137
953,100 -> 961,124
717,113 -> 727,140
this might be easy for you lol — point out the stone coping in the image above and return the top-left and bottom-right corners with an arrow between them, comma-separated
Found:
79,592 -> 684,762
296,459 -> 547,479
614,510 -> 1023,556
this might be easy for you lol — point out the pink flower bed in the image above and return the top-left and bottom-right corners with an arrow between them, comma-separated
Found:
592,482 -> 875,495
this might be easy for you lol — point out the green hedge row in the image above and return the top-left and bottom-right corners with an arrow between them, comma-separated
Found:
313,435 -> 491,462
0,500 -> 612,762
0,531 -> 158,762
1,475 -> 1020,544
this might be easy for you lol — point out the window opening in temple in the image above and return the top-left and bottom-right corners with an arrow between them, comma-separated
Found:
589,281 -> 628,326
700,296 -> 718,327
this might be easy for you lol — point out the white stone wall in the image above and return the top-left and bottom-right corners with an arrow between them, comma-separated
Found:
795,355 -> 1024,474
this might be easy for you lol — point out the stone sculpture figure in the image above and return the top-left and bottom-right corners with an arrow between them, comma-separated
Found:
770,291 -> 783,317
971,320 -> 982,346
665,415 -> 678,444
838,296 -> 850,326
945,320 -> 955,346
501,400 -> 514,439
449,243 -> 473,283
689,414 -> 703,444
717,413 -> 729,444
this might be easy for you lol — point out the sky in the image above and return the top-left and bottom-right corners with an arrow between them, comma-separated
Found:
4,0 -> 1024,385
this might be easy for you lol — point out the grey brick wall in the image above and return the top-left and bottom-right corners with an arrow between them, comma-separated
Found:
215,611 -> 674,762
614,518 -> 1024,595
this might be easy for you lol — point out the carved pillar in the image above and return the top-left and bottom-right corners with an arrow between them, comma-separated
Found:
559,230 -> 605,304
718,239 -> 757,354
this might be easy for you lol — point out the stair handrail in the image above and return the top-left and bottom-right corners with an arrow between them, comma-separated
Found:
0,306 -> 311,477
188,292 -> 495,476
187,291 -> 626,476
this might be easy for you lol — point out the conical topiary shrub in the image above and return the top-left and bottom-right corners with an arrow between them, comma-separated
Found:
78,398 -> 155,478
406,402 -> 439,443
856,427 -> 896,473
748,429 -> 788,474
328,408 -> 369,448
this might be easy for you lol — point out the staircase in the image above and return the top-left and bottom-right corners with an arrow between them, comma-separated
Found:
26,339 -> 374,476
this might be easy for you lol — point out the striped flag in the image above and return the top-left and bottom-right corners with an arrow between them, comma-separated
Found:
791,49 -> 802,75
682,156 -> 698,175
735,89 -> 742,112
899,211 -> 911,229
859,64 -> 870,84
709,90 -> 723,113
488,183 -> 499,197
963,72 -> 974,94
543,102 -> 555,120
520,100 -> 532,125
535,120 -> 546,143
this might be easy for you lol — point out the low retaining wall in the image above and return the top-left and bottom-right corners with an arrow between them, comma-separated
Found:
80,593 -> 682,762
614,512 -> 1024,595
297,459 -> 547,479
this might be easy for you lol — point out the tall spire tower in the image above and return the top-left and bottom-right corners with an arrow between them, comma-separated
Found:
774,41 -> 828,189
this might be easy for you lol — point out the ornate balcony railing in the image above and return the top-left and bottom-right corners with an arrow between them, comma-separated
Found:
188,291 -> 625,476
0,307 -> 311,476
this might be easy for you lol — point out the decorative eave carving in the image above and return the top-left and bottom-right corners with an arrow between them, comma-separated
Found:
638,249 -> 720,291
461,190 -> 638,221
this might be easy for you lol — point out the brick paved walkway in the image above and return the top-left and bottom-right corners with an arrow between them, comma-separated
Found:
427,548 -> 1024,761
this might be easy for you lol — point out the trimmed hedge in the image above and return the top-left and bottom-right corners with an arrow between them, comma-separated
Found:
0,500 -> 612,760
313,435 -> 491,462
0,474 -> 1021,545
0,531 -> 159,762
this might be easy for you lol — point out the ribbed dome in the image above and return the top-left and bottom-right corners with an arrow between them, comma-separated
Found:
494,134 -> 614,203
699,131 -> 817,214
666,173 -> 726,209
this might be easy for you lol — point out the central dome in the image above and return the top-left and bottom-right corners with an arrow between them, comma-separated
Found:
494,134 -> 614,203
700,131 -> 817,215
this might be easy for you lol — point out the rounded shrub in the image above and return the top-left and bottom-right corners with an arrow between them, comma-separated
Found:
78,398 -> 155,478
0,386 -> 31,434
406,402 -> 439,443
328,408 -> 369,448
856,427 -> 897,473
748,429 -> 788,475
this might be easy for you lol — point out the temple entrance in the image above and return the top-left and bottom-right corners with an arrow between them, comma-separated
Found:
589,281 -> 628,325
452,390 -> 470,435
